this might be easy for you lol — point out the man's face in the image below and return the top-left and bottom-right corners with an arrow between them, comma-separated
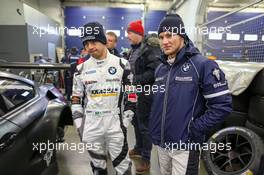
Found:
127,31 -> 142,45
159,32 -> 184,57
85,41 -> 106,59
106,34 -> 117,49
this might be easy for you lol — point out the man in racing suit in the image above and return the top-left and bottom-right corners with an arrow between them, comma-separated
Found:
71,22 -> 134,175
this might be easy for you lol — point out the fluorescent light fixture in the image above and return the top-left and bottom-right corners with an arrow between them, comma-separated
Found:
244,34 -> 258,41
226,33 -> 240,41
148,31 -> 158,34
208,33 -> 222,40
68,29 -> 82,36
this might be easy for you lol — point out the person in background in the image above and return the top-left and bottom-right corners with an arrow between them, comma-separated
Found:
62,47 -> 80,101
106,31 -> 120,57
126,19 -> 161,174
150,14 -> 232,175
78,45 -> 90,65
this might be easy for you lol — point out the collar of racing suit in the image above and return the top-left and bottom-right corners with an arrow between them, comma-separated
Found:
90,50 -> 112,66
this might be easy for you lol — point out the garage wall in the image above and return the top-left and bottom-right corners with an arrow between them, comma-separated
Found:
24,4 -> 62,62
0,0 -> 25,25
0,25 -> 29,62
64,7 -> 166,52
23,0 -> 63,25
204,11 -> 264,62
0,0 -> 28,62
62,0 -> 171,11
0,1 -> 63,62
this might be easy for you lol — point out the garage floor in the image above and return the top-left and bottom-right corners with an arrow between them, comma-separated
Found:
57,125 -> 208,175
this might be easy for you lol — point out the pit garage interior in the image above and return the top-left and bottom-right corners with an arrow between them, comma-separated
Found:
0,0 -> 264,175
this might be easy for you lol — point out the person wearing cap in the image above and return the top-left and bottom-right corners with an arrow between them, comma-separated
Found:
62,47 -> 80,101
106,31 -> 120,57
149,14 -> 232,174
126,20 -> 161,173
71,21 -> 135,175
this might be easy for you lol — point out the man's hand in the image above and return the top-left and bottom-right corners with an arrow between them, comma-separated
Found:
123,110 -> 134,128
73,111 -> 83,138
73,117 -> 82,138
74,118 -> 82,128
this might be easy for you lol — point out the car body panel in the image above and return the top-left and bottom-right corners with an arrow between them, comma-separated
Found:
0,71 -> 72,175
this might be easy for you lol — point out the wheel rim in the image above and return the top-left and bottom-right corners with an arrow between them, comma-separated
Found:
210,133 -> 253,173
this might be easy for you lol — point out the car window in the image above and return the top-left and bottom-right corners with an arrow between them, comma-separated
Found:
0,78 -> 35,117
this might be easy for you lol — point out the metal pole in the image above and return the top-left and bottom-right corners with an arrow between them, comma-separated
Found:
226,13 -> 264,28
175,0 -> 187,10
168,0 -> 180,13
200,0 -> 264,27
168,0 -> 187,14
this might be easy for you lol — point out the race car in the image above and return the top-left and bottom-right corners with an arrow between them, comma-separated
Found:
0,70 -> 72,175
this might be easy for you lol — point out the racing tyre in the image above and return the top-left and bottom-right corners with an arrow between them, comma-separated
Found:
248,95 -> 264,127
231,89 -> 250,113
249,69 -> 264,95
203,127 -> 264,175
245,120 -> 264,139
224,111 -> 247,127
206,122 -> 224,140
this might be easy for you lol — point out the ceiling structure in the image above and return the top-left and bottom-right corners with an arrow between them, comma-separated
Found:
208,0 -> 264,8
60,0 -> 173,4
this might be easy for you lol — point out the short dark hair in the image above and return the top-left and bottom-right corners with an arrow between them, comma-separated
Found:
106,31 -> 118,42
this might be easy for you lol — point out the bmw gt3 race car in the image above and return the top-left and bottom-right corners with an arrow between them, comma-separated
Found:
0,63 -> 72,175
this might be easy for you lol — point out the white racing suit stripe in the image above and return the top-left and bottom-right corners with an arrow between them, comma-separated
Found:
204,89 -> 230,99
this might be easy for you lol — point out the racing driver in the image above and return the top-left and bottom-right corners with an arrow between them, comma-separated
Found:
71,22 -> 134,175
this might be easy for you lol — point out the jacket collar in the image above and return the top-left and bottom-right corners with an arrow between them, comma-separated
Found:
160,39 -> 200,66
131,42 -> 141,49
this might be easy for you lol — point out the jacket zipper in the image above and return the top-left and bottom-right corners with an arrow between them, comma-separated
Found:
160,66 -> 173,147
187,89 -> 199,138
188,59 -> 200,139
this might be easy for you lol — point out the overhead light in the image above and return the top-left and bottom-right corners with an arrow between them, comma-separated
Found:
213,0 -> 218,2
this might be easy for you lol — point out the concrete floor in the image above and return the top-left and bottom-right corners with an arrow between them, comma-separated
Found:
57,125 -> 208,175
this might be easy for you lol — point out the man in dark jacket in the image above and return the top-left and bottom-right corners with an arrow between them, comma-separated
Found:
62,47 -> 80,101
150,14 -> 232,174
106,31 -> 120,57
126,20 -> 161,174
